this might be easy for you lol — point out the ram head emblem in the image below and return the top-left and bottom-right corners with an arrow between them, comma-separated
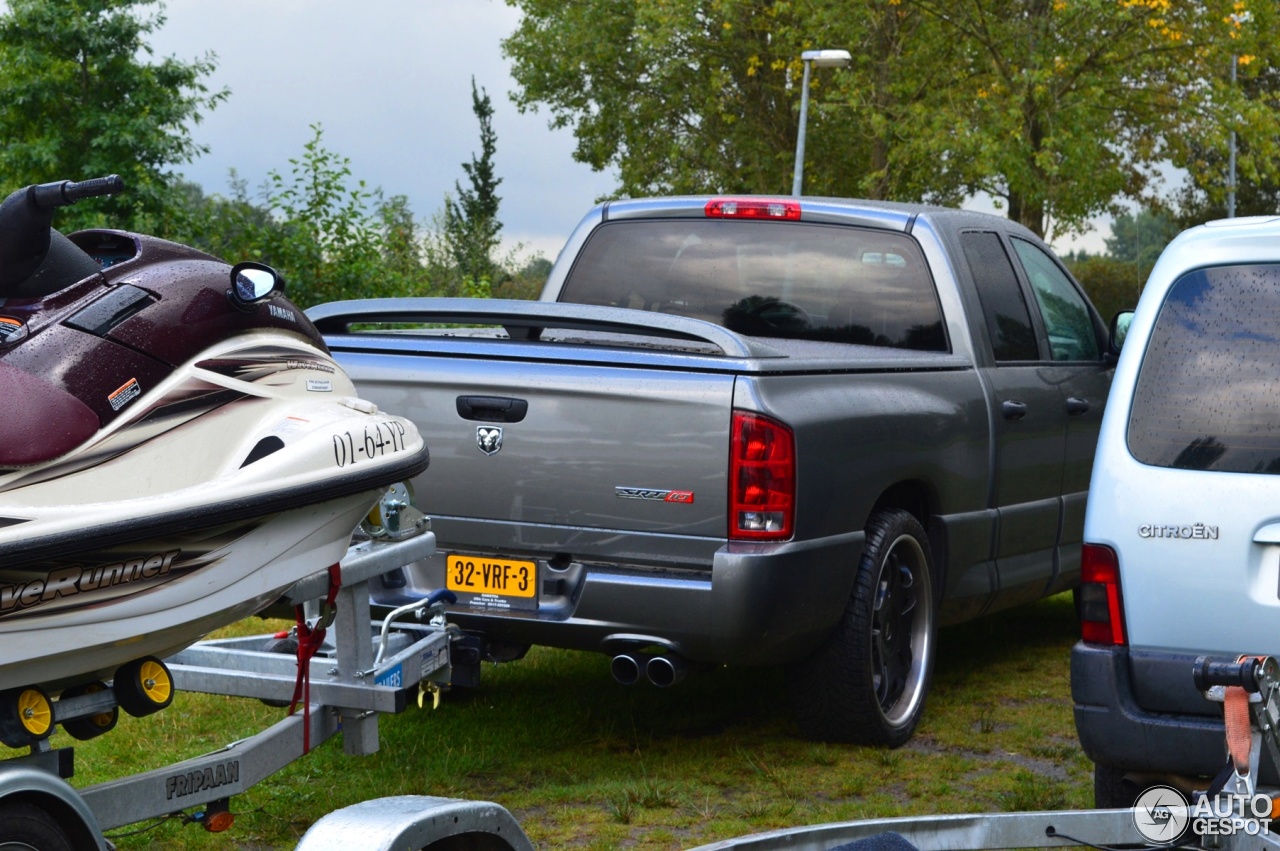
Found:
476,426 -> 504,456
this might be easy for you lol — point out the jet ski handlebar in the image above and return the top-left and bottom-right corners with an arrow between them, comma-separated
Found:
27,174 -> 124,210
0,174 -> 124,295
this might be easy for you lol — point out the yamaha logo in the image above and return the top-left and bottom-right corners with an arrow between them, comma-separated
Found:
477,426 -> 503,456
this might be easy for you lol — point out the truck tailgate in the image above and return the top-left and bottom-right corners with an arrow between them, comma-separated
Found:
333,348 -> 734,541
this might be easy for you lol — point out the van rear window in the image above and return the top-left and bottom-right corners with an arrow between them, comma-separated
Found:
558,219 -> 947,351
1129,263 -> 1280,472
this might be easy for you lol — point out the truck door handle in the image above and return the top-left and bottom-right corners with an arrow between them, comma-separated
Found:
456,395 -> 528,423
1065,397 -> 1090,416
1001,400 -> 1028,421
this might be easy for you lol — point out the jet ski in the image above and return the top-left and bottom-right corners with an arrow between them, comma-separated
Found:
0,176 -> 429,702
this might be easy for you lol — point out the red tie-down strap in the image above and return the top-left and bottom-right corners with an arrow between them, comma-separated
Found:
1224,655 -> 1266,778
288,563 -> 342,754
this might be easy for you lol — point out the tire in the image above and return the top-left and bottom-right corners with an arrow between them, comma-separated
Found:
789,509 -> 937,747
0,800 -> 75,851
59,681 -> 118,742
113,656 -> 174,718
0,686 -> 54,749
259,635 -> 300,708
1094,762 -> 1141,809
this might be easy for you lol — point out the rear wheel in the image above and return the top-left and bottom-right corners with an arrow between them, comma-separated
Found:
113,656 -> 173,718
789,509 -> 937,747
0,800 -> 75,851
0,686 -> 54,748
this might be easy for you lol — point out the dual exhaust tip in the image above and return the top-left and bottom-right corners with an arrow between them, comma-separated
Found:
610,652 -> 688,688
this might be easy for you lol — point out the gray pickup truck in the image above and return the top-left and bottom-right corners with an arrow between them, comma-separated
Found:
309,195 -> 1116,746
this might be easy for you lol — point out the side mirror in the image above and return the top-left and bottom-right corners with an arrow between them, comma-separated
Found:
1109,310 -> 1134,358
229,261 -> 285,310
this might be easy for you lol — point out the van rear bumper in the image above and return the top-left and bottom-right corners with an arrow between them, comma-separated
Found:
1071,642 -> 1253,779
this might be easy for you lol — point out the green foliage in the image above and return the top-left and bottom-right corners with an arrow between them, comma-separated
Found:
260,126 -> 385,306
170,174 -> 278,266
503,0 -> 1280,239
1066,205 -> 1180,321
0,0 -> 226,232
171,124 -> 546,308
898,0 -> 1259,237
173,127 -> 434,307
445,79 -> 504,290
1065,255 -> 1145,323
377,193 -> 434,296
502,0 -> 864,198
495,256 -> 553,300
1105,209 -> 1180,269
1174,54 -> 1280,228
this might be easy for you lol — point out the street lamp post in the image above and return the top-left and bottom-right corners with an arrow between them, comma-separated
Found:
1227,11 -> 1250,218
792,49 -> 851,197
1228,53 -> 1238,218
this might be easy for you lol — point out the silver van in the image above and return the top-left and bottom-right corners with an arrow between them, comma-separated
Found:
1072,215 -> 1280,806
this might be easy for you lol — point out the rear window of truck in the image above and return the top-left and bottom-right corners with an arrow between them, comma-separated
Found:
1129,263 -> 1280,472
559,220 -> 947,351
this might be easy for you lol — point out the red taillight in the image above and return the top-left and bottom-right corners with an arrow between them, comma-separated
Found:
730,412 -> 795,540
705,198 -> 801,221
1079,543 -> 1126,646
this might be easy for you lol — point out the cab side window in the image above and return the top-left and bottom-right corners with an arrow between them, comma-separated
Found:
960,231 -> 1038,361
1010,238 -> 1100,362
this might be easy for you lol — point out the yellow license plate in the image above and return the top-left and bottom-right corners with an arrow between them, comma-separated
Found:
446,554 -> 537,598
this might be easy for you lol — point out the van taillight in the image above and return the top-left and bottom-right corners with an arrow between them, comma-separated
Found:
730,412 -> 795,540
1079,543 -> 1126,646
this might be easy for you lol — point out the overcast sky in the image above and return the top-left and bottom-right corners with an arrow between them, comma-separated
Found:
149,0 -> 617,263
149,0 -> 1106,260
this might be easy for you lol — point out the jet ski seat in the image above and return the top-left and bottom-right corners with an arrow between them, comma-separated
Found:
0,361 -> 100,466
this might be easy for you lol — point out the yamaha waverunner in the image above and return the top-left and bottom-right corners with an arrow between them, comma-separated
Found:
0,176 -> 429,698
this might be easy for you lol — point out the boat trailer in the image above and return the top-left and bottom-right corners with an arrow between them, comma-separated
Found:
0,528 -> 529,850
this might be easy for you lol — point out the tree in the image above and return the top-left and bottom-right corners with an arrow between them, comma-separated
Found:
0,0 -> 226,232
169,173 -> 282,265
503,0 -> 1279,239
902,0 -> 1279,239
1105,208 -> 1180,269
445,78 -> 504,292
378,193 -> 433,295
257,125 -> 389,306
1174,46 -> 1280,228
1066,254 -> 1146,321
503,0 -> 876,197
173,126 -> 426,307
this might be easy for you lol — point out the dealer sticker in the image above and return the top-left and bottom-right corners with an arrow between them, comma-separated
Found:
306,379 -> 332,392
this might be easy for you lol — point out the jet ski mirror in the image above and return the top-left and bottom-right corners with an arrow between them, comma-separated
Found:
229,262 -> 285,310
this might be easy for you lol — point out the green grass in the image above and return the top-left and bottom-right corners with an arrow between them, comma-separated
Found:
57,592 -> 1090,849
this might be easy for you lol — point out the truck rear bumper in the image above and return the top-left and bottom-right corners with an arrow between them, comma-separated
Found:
373,525 -> 864,666
1071,642 -> 1239,779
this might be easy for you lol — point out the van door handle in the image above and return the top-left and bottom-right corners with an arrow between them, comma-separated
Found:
456,395 -> 528,423
1001,400 -> 1028,421
1066,397 -> 1090,416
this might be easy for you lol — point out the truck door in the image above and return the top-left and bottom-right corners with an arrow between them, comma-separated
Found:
960,231 -> 1067,609
1006,237 -> 1111,594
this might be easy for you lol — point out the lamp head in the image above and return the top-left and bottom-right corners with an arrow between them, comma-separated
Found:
801,49 -> 852,68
